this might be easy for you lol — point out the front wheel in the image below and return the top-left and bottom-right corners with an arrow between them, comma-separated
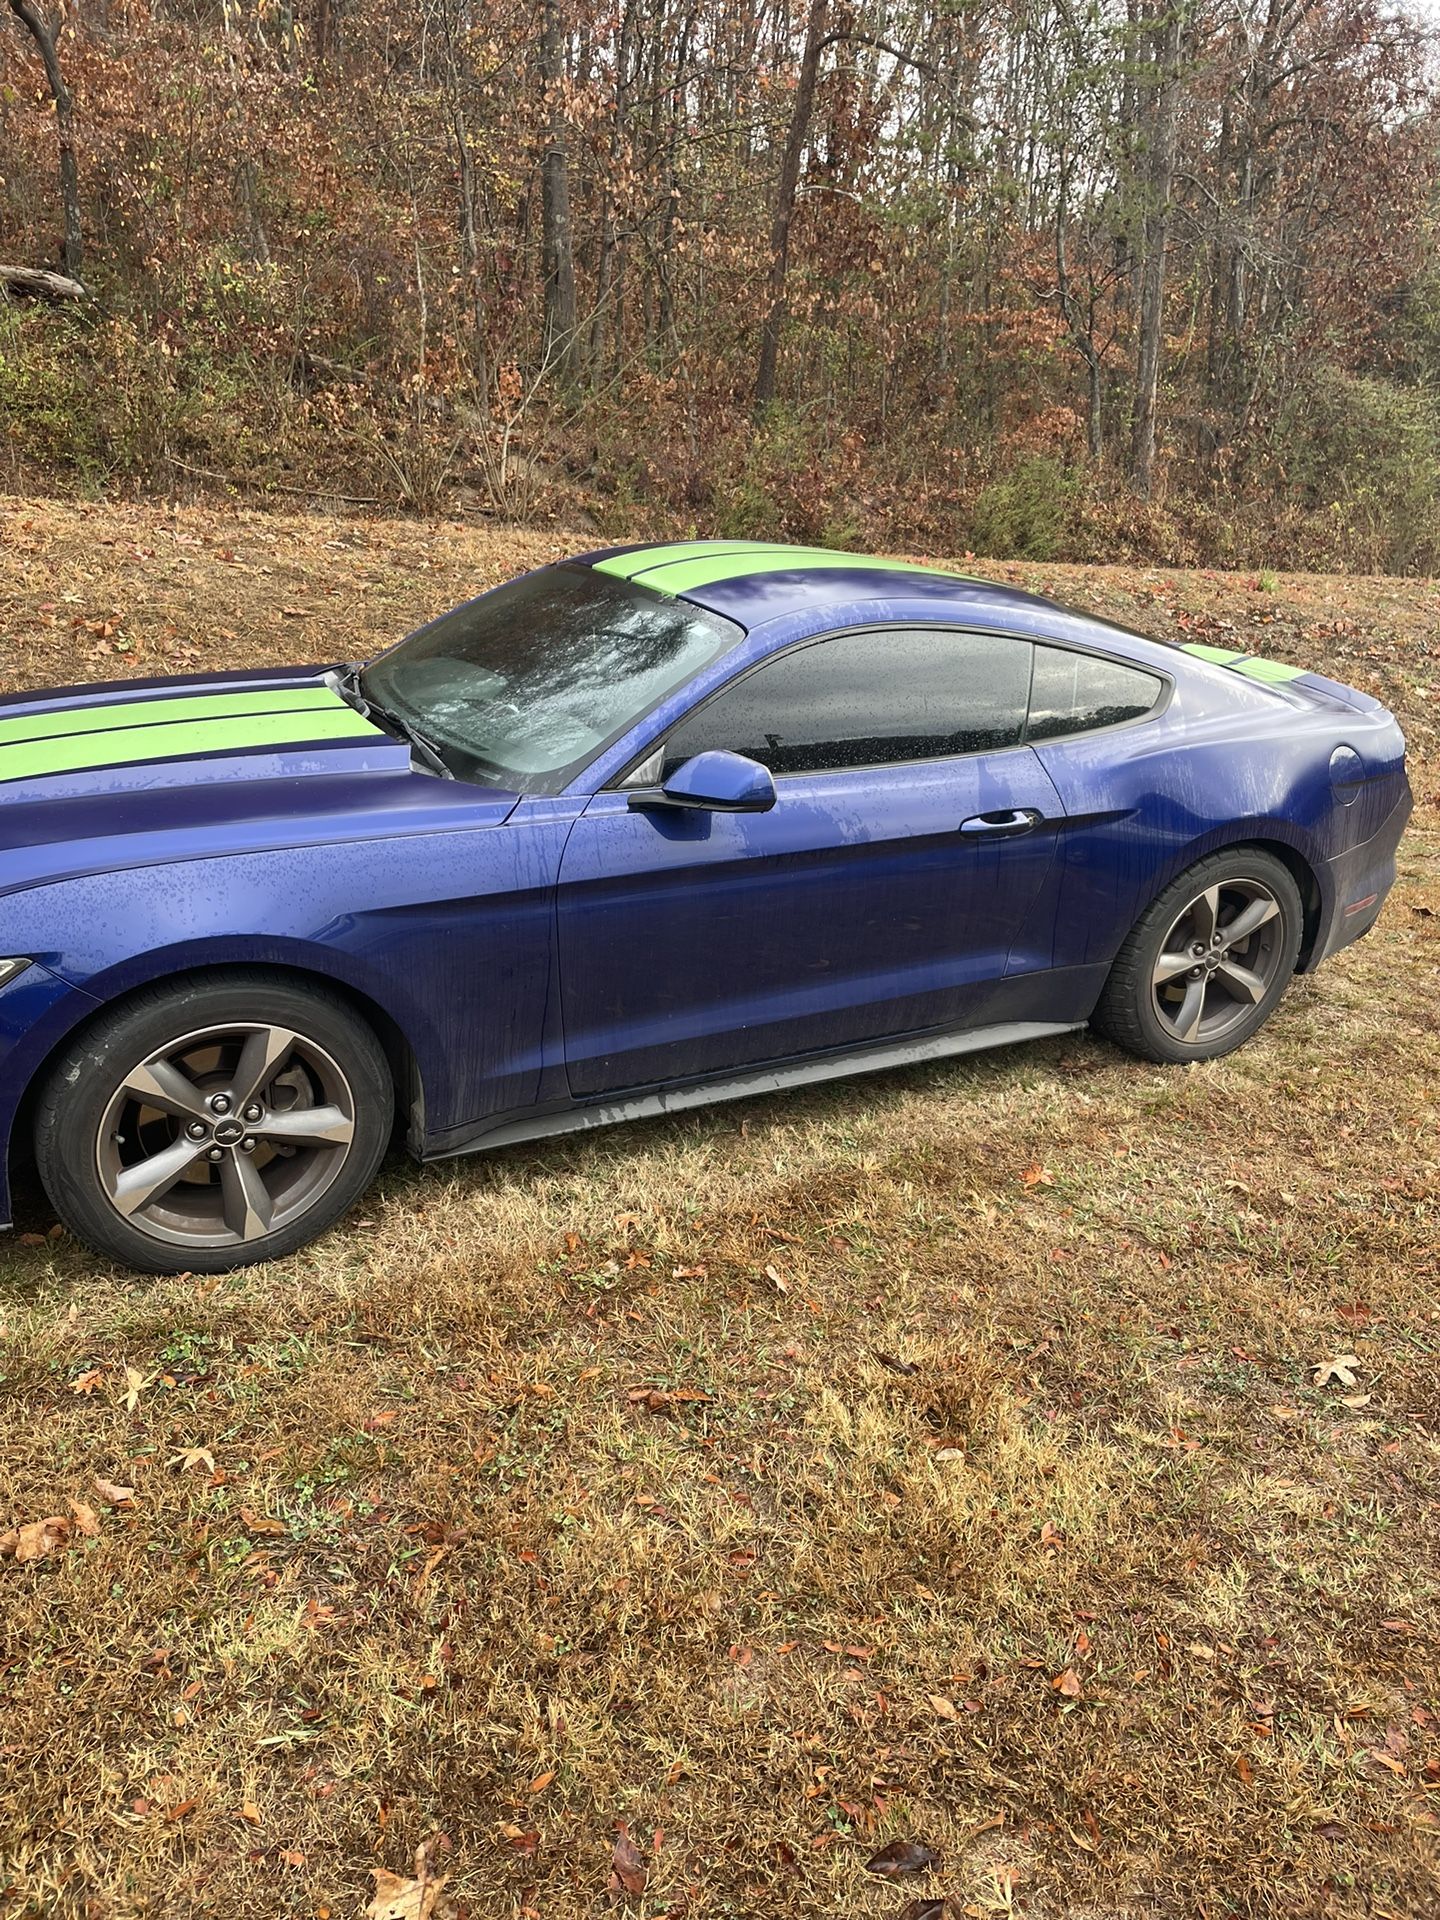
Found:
34,972 -> 394,1274
1092,849 -> 1304,1064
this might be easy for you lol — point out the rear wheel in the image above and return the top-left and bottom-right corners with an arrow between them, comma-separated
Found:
1093,848 -> 1304,1064
35,972 -> 393,1274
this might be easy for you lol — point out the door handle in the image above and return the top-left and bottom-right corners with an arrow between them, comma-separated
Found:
959,808 -> 1042,837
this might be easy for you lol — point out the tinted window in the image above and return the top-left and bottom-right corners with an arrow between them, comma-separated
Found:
1027,645 -> 1161,740
662,628 -> 1032,777
363,565 -> 741,792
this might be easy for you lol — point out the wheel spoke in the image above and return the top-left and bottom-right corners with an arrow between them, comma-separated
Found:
120,1058 -> 210,1123
253,1104 -> 354,1149
229,1026 -> 298,1107
1169,978 -> 1207,1043
220,1151 -> 274,1241
111,1136 -> 207,1216
1221,895 -> 1279,946
1189,885 -> 1222,945
1153,948 -> 1196,987
1215,957 -> 1267,1005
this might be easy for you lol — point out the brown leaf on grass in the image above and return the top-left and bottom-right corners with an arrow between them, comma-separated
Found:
68,1367 -> 105,1394
94,1475 -> 136,1508
1,1515 -> 71,1563
609,1820 -> 648,1896
67,1497 -> 100,1538
763,1264 -> 790,1295
864,1838 -> 940,1878
366,1842 -> 454,1920
1051,1668 -> 1083,1698
1019,1162 -> 1054,1189
874,1350 -> 919,1376
1313,1354 -> 1361,1389
167,1447 -> 216,1475
239,1506 -> 287,1536
927,1694 -> 958,1720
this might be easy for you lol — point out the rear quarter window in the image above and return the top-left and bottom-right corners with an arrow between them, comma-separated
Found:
1027,645 -> 1163,741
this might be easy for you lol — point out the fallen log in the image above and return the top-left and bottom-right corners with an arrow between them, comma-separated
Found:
0,264 -> 88,301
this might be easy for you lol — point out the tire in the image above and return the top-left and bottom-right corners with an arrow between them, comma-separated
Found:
1092,847 -> 1304,1065
34,970 -> 394,1274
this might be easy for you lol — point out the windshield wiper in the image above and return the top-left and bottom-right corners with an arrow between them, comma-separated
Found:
331,665 -> 454,780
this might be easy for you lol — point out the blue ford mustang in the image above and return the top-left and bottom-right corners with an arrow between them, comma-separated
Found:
0,541 -> 1411,1272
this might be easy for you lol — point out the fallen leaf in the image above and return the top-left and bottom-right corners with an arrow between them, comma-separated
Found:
874,1350 -> 919,1376
68,1367 -> 105,1395
1020,1163 -> 1055,1189
528,1770 -> 555,1794
122,1365 -> 150,1412
1340,1393 -> 1372,1410
864,1838 -> 940,1879
763,1264 -> 789,1295
366,1842 -> 454,1919
1,1515 -> 71,1563
609,1820 -> 648,1895
1051,1668 -> 1083,1698
168,1447 -> 216,1474
94,1475 -> 136,1508
239,1801 -> 262,1824
239,1506 -> 288,1536
927,1694 -> 958,1720
67,1497 -> 100,1537
1313,1354 -> 1361,1389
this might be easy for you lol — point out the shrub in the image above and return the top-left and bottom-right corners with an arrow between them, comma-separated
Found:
969,454 -> 1076,560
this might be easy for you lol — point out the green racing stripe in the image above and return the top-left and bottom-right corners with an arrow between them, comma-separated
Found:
0,684 -> 342,750
592,540 -> 804,582
0,687 -> 383,785
605,543 -> 970,597
1178,640 -> 1305,684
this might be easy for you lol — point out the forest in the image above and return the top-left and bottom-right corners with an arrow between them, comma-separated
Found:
3,0 -> 1438,569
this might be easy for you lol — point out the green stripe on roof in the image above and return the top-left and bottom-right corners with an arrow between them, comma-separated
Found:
0,684 -> 341,750
0,704 -> 383,786
625,547 -> 968,597
1179,642 -> 1247,665
593,541 -> 799,582
1231,656 -> 1305,683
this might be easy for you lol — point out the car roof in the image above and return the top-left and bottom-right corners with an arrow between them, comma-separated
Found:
577,539 -> 1063,628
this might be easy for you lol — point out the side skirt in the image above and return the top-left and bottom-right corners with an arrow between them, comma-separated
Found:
426,1018 -> 1083,1162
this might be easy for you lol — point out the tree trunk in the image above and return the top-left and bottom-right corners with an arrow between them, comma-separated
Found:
539,0 -> 579,383
6,0 -> 83,277
1129,3 -> 1183,498
754,0 -> 829,415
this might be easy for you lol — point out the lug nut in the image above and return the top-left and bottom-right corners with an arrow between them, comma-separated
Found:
210,1093 -> 232,1115
239,1137 -> 256,1153
186,1121 -> 207,1140
206,1146 -> 224,1163
243,1103 -> 262,1123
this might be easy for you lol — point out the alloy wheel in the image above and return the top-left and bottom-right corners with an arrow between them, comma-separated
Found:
95,1021 -> 357,1249
1150,878 -> 1287,1048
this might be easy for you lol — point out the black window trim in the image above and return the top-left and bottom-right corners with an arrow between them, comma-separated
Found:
606,621 -> 1174,790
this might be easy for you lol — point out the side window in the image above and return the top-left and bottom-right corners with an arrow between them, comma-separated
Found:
661,628 -> 1033,778
1027,645 -> 1162,741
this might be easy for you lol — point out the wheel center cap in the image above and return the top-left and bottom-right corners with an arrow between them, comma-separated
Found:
213,1118 -> 246,1147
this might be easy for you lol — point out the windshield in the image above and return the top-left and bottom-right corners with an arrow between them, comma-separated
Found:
362,564 -> 743,792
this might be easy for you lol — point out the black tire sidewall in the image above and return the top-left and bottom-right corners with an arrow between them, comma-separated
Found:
34,973 -> 394,1274
1098,849 -> 1304,1065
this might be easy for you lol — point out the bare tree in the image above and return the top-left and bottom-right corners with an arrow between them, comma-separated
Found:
6,0 -> 83,277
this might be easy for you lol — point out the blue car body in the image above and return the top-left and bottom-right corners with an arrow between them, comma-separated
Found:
0,545 -> 1411,1231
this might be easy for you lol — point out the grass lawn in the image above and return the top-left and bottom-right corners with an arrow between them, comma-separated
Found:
1,497 -> 1438,1919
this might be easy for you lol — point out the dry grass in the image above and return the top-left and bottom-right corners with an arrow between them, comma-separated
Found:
1,496 -> 1438,1919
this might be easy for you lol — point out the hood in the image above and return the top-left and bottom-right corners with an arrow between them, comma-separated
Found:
0,666 -> 518,900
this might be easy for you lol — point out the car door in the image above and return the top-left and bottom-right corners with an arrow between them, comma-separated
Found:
556,625 -> 1067,1098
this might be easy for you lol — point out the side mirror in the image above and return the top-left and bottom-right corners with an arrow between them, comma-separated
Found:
628,749 -> 777,815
